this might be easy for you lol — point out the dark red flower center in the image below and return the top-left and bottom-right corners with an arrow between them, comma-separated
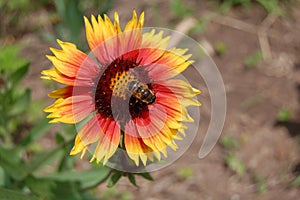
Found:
94,50 -> 152,125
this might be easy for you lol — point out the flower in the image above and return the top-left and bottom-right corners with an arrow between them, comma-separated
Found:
42,11 -> 201,166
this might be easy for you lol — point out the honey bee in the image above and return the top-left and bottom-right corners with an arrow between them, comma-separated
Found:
128,81 -> 156,104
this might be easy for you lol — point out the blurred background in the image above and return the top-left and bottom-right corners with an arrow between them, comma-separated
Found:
0,0 -> 300,199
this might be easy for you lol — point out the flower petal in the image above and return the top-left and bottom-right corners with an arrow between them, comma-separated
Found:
153,83 -> 196,122
156,79 -> 201,98
124,10 -> 144,32
48,86 -> 92,99
91,118 -> 121,165
70,114 -> 104,157
48,40 -> 99,78
134,105 -> 179,159
143,48 -> 194,81
85,11 -> 144,64
85,11 -> 125,51
48,86 -> 73,99
141,29 -> 170,50
41,68 -> 74,85
125,120 -> 154,166
44,95 -> 94,124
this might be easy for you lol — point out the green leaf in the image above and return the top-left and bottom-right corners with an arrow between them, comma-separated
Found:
170,0 -> 193,18
225,152 -> 246,176
55,132 -> 65,145
244,51 -> 263,69
176,166 -> 193,179
107,171 -> 122,188
26,147 -> 64,173
19,117 -> 52,147
0,147 -> 27,180
57,148 -> 75,172
291,175 -> 300,188
189,20 -> 207,34
7,0 -> 30,10
214,41 -> 226,56
277,108 -> 291,122
44,167 -> 110,189
0,187 -> 38,200
220,136 -> 239,150
0,45 -> 28,73
257,0 -> 284,14
138,172 -> 154,181
53,0 -> 65,18
9,62 -> 29,87
127,174 -> 137,186
100,187 -> 133,200
26,101 -> 47,123
9,88 -> 31,116
0,167 -> 5,186
65,0 -> 83,43
219,0 -> 252,13
26,175 -> 83,200
252,174 -> 266,193
54,0 -> 83,45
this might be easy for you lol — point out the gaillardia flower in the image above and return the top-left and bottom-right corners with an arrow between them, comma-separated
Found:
42,11 -> 200,166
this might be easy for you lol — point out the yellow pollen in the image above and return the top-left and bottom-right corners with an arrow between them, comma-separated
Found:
111,71 -> 136,99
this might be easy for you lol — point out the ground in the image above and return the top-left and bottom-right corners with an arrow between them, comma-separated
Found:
12,0 -> 300,199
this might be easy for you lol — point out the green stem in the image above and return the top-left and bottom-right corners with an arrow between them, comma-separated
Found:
2,130 -> 12,148
0,99 -> 12,147
0,82 -> 14,147
57,143 -> 72,172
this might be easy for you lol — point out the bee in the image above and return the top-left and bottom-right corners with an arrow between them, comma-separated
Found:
128,81 -> 156,104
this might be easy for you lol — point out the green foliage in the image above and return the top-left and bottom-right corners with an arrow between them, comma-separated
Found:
53,0 -> 84,45
0,146 -> 28,181
0,45 -> 28,73
277,108 -> 291,122
127,173 -> 137,186
220,136 -> 239,150
219,0 -> 252,13
252,174 -> 266,193
291,175 -> 300,188
244,50 -> 263,69
221,136 -> 246,176
0,187 -> 39,200
170,0 -> 194,19
25,146 -> 64,173
225,152 -> 246,176
189,20 -> 207,34
48,0 -> 114,49
45,167 -> 110,189
24,167 -> 111,200
176,166 -> 193,179
100,187 -> 133,200
257,0 -> 284,14
0,0 -> 50,36
138,172 -> 154,181
108,171 -> 123,188
214,41 -> 227,56
0,45 -> 31,147
79,0 -> 114,15
0,0 -> 30,11
0,44 -> 120,199
105,171 -> 154,188
217,0 -> 296,14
